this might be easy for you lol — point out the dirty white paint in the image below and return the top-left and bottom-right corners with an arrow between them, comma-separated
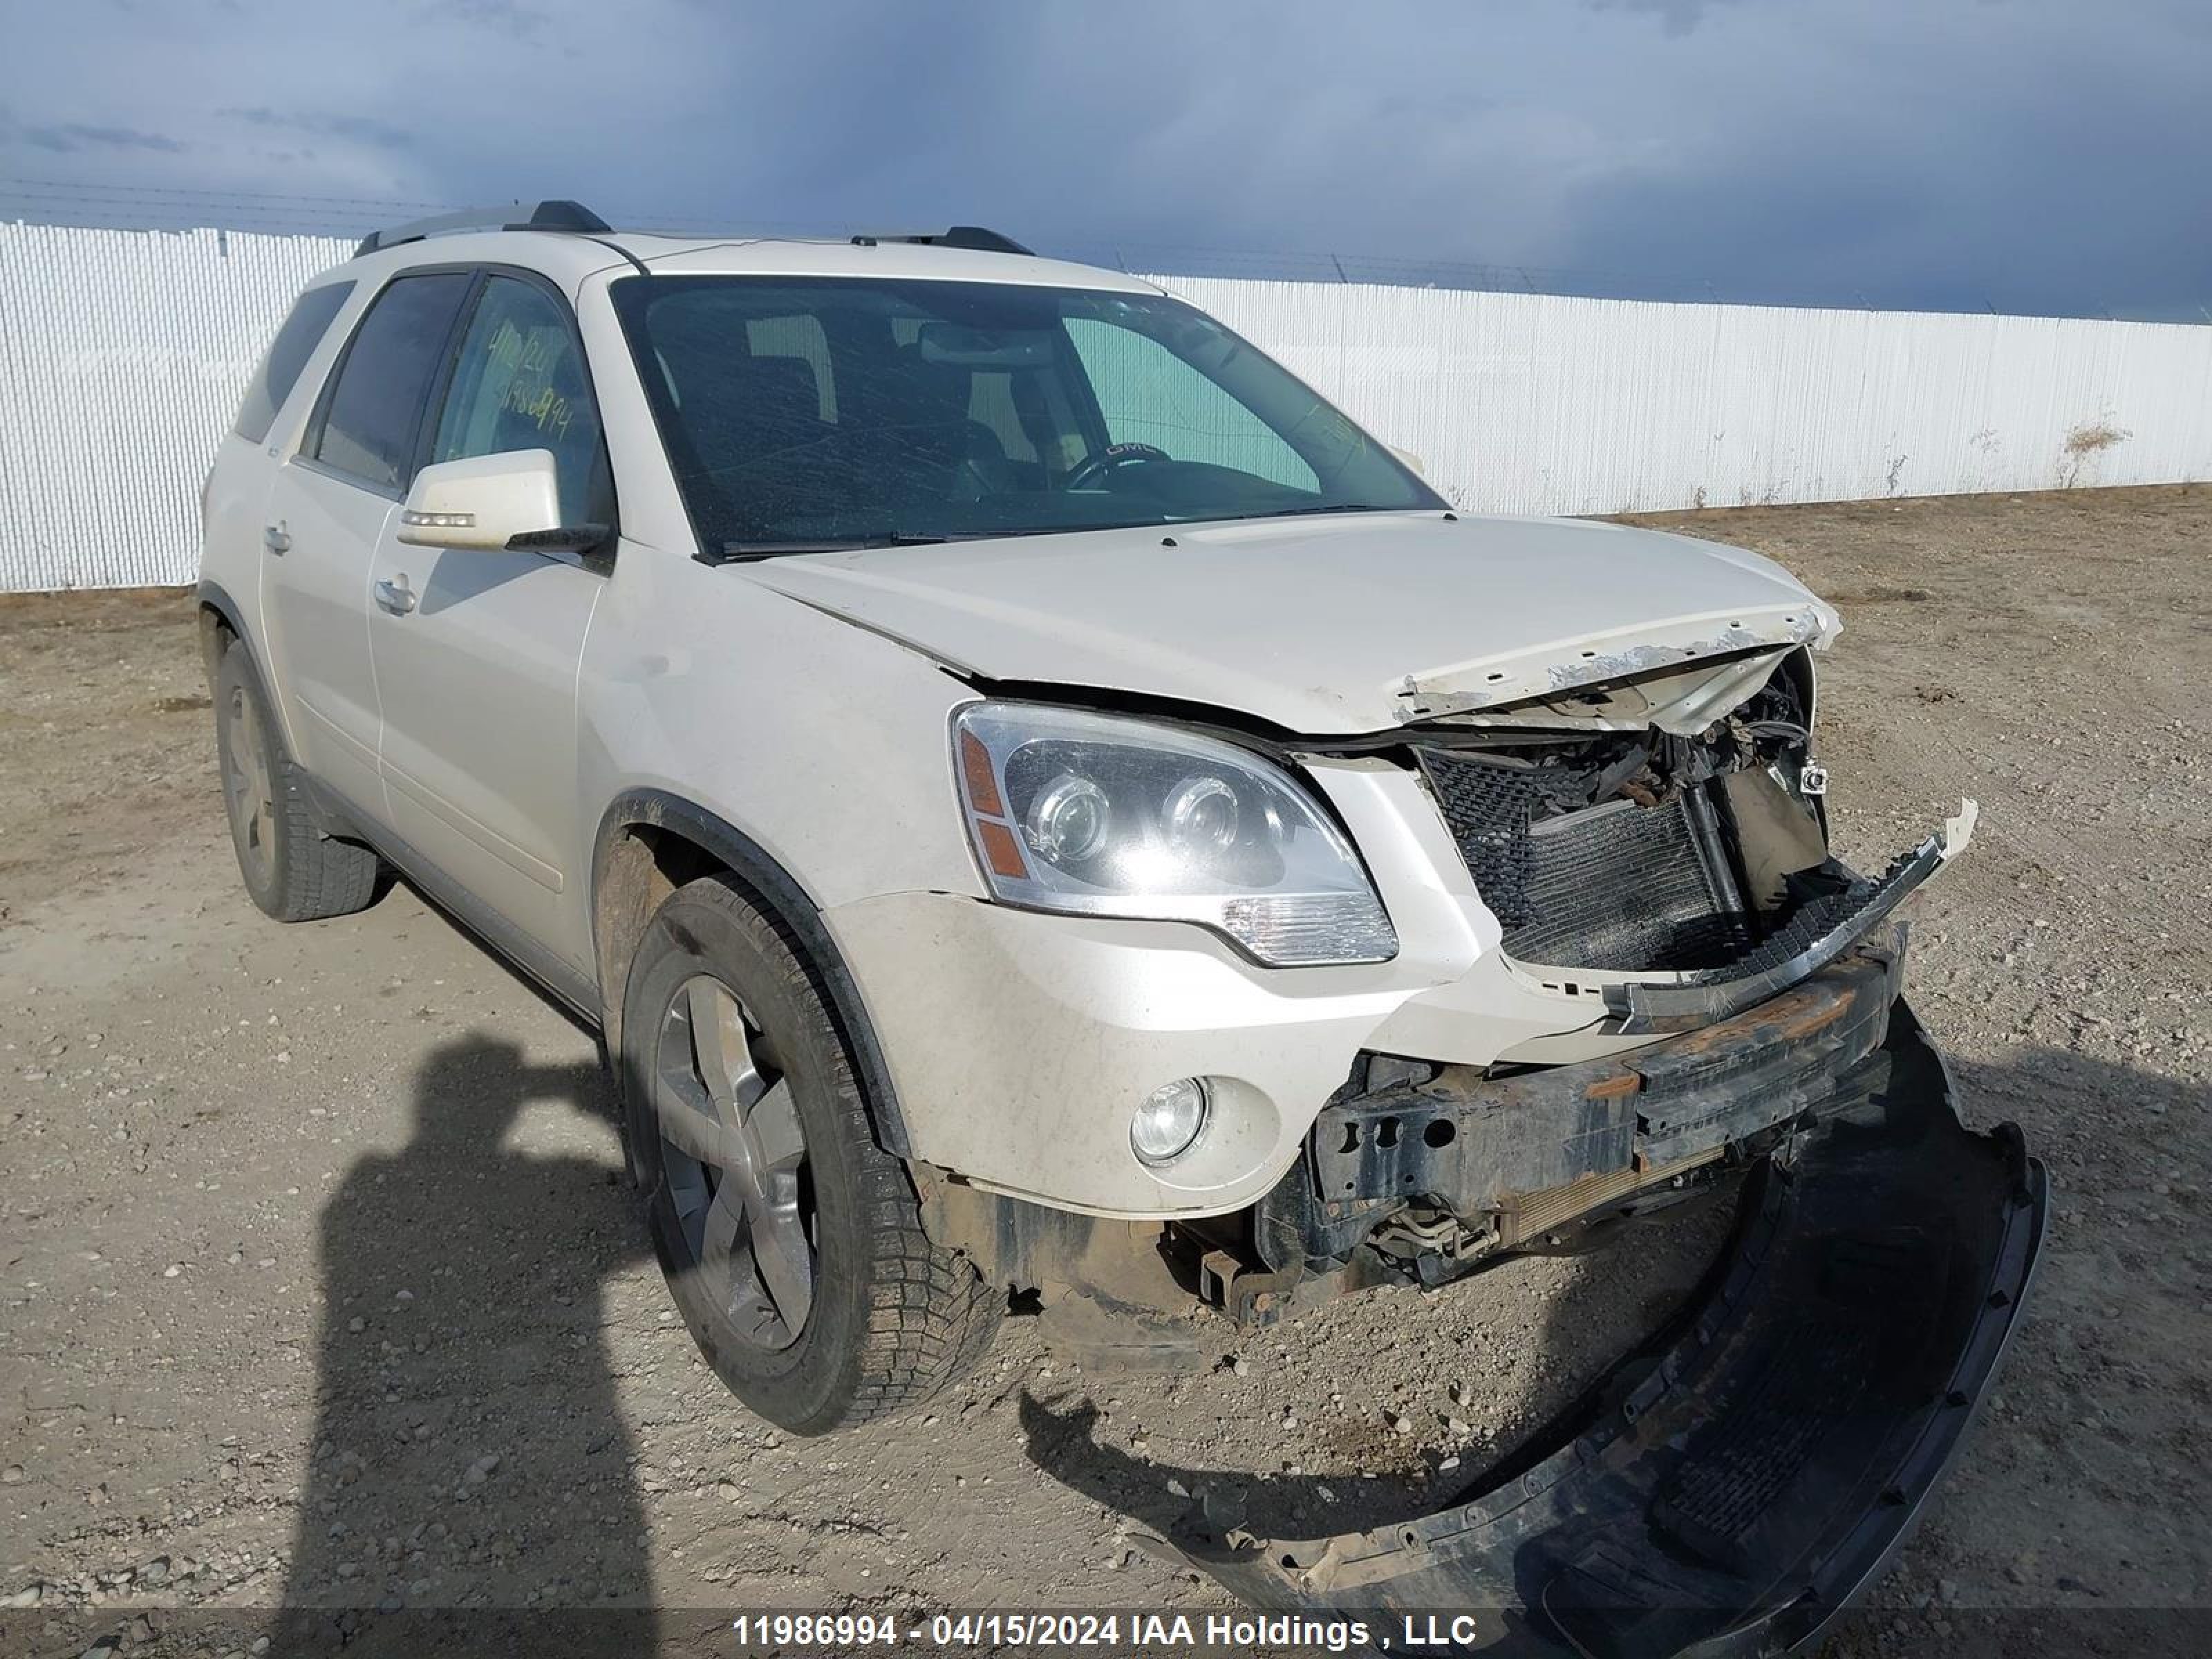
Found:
2,221 -> 2208,592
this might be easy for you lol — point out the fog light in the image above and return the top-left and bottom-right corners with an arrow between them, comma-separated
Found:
1132,1077 -> 1209,1166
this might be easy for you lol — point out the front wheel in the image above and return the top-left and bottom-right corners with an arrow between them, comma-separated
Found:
619,875 -> 1000,1434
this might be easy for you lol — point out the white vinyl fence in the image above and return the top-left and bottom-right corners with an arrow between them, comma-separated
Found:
3,220 -> 2209,591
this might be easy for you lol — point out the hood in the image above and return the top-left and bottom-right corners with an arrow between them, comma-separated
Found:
737,511 -> 1840,735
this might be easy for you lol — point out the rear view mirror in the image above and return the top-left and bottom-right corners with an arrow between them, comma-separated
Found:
399,449 -> 570,551
915,321 -> 1056,368
1389,445 -> 1427,479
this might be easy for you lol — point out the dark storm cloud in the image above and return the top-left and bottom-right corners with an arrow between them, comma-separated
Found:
1582,0 -> 1745,38
20,120 -> 186,153
1,0 -> 2206,317
223,107 -> 422,150
410,0 -> 549,40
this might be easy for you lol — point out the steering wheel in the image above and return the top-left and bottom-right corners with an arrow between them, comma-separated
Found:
1064,441 -> 1170,491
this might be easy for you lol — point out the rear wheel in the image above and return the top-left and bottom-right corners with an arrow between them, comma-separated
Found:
621,875 -> 1000,1433
213,637 -> 382,921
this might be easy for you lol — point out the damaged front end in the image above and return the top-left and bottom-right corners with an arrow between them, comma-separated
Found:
1141,649 -> 2044,1654
1152,1008 -> 2043,1656
1185,644 -> 1984,1318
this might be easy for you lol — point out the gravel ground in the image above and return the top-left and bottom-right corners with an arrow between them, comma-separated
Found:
1,485 -> 2207,1657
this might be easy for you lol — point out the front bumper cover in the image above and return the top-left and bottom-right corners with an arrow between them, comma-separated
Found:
1151,1004 -> 2045,1657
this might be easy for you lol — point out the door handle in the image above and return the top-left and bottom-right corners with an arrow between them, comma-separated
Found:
262,521 -> 291,554
375,576 -> 418,615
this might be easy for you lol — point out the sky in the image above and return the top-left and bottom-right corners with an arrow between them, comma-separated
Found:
2,0 -> 2209,319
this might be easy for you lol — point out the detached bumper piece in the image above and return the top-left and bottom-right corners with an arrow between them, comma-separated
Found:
1602,803 -> 1976,1035
1165,1008 -> 2045,1658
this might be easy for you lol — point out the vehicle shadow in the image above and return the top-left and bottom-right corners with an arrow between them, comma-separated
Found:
1013,1202 -> 1714,1552
267,1033 -> 657,1656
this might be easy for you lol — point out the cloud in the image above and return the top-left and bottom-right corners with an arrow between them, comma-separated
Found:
223,107 -> 420,151
1581,0 -> 1745,37
411,0 -> 548,41
21,121 -> 186,154
0,0 -> 2206,317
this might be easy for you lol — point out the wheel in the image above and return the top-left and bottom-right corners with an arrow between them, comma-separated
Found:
213,635 -> 382,921
621,875 -> 1000,1434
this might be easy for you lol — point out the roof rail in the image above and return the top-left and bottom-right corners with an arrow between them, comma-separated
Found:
355,199 -> 613,257
848,225 -> 1033,256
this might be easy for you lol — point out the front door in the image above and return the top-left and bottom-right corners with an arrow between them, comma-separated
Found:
366,272 -> 612,968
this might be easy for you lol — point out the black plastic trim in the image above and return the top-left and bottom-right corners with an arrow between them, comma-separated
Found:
297,772 -> 601,1022
1125,1002 -> 2045,1657
355,199 -> 612,256
1602,836 -> 1949,1033
590,789 -> 915,1156
194,578 -> 251,666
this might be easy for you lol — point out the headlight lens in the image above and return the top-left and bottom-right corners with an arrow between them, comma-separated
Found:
953,702 -> 1397,966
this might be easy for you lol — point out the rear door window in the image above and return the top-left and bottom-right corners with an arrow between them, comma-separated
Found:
234,281 -> 355,443
309,272 -> 473,494
427,276 -> 608,526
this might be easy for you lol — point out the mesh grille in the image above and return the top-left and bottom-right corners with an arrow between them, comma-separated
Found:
1416,752 -> 1544,928
1420,749 -> 1750,971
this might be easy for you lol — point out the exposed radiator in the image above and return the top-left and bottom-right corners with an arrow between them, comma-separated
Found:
1418,749 -> 1750,972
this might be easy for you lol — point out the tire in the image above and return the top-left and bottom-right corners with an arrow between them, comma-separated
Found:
212,635 -> 382,922
620,874 -> 1000,1434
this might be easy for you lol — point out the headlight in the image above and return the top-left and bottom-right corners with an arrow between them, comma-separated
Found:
953,702 -> 1397,967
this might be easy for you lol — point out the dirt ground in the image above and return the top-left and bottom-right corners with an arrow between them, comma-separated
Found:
2,485 -> 2208,1658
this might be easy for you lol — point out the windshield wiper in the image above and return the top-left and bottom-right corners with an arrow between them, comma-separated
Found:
1228,503 -> 1400,521
714,534 -> 948,563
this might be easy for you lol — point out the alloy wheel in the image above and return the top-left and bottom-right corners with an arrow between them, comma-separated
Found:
653,975 -> 816,1351
222,684 -> 277,885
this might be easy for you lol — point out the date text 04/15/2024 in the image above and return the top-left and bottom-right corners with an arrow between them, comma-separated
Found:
728,1611 -> 1498,1652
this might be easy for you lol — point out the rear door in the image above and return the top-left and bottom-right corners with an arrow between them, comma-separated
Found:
259,270 -> 474,815
365,270 -> 611,968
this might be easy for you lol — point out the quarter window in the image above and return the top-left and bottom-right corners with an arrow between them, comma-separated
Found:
234,281 -> 355,443
429,276 -> 608,525
310,272 -> 472,493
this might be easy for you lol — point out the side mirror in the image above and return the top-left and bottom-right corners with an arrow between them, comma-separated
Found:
1389,444 -> 1427,480
399,449 -> 582,551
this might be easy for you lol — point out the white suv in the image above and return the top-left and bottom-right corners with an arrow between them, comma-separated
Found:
201,202 -> 2040,1631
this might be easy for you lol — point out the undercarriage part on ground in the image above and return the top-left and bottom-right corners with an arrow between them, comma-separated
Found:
1146,1005 -> 2046,1657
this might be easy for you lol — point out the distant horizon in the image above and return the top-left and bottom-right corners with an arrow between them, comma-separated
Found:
5,185 -> 2206,328
5,0 -> 2208,325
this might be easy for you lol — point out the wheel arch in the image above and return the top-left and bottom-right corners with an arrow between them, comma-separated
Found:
195,578 -> 254,687
198,577 -> 321,812
591,789 -> 914,1157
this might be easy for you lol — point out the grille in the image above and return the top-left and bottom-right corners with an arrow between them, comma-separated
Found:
1420,749 -> 1750,972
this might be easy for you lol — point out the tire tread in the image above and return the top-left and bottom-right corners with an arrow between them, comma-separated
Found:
639,876 -> 1000,1432
216,636 -> 382,924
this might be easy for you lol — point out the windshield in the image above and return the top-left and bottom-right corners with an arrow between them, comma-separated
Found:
608,275 -> 1443,553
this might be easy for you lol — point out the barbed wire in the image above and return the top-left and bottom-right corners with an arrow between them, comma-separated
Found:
1,176 -> 2196,324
